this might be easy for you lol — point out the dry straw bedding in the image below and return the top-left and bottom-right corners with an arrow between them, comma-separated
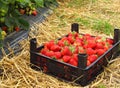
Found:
0,0 -> 120,88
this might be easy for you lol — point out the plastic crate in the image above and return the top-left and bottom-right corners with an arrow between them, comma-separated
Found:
30,23 -> 120,86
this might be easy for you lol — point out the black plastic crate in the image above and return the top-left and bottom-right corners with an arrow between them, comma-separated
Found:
30,23 -> 120,86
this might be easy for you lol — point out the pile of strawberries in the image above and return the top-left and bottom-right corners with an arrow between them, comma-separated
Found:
40,32 -> 114,67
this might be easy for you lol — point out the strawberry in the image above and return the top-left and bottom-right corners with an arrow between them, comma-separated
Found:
86,39 -> 96,48
54,52 -> 62,59
61,46 -> 72,56
96,42 -> 104,49
72,54 -> 78,62
57,40 -> 65,47
68,31 -> 78,38
87,60 -> 91,66
83,33 -> 91,40
96,49 -> 106,56
69,58 -> 78,66
87,54 -> 98,63
44,40 -> 54,50
67,35 -> 75,44
19,9 -> 25,15
50,45 -> 61,52
45,51 -> 55,58
63,55 -> 71,63
73,39 -> 82,47
86,48 -> 96,55
1,26 -> 7,32
73,46 -> 79,54
15,26 -> 20,31
106,39 -> 114,44
79,47 -> 86,54
40,48 -> 48,55
32,10 -> 37,16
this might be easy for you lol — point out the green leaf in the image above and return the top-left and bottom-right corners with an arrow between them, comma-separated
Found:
18,18 -> 30,30
34,0 -> 44,7
0,29 -> 3,48
5,17 -> 14,27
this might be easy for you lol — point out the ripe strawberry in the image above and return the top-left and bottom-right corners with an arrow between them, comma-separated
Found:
106,39 -> 114,44
96,42 -> 104,49
68,31 -> 78,38
19,9 -> 25,15
83,33 -> 91,40
86,48 -> 96,55
86,39 -> 96,48
15,26 -> 20,31
40,48 -> 48,55
67,35 -> 75,44
1,26 -> 7,32
54,52 -> 62,59
79,47 -> 86,54
96,49 -> 106,56
50,45 -> 61,52
32,10 -> 37,16
69,58 -> 78,66
73,39 -> 82,47
57,40 -> 65,47
87,60 -> 91,66
63,55 -> 71,63
44,40 -> 54,50
61,46 -> 72,56
45,51 -> 54,58
61,36 -> 68,41
72,54 -> 78,62
87,54 -> 98,63
73,46 -> 79,54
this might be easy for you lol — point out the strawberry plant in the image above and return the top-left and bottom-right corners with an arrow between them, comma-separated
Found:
40,32 -> 114,67
0,0 -> 58,48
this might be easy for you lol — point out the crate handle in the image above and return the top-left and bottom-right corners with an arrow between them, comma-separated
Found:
71,23 -> 79,33
114,29 -> 120,43
30,38 -> 37,52
78,53 -> 87,69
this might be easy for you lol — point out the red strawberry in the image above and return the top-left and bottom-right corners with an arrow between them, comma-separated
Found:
61,36 -> 68,41
54,52 -> 62,59
87,60 -> 91,66
69,58 -> 78,66
83,33 -> 91,40
1,26 -> 7,32
106,39 -> 114,44
50,45 -> 61,52
15,26 -> 20,31
32,10 -> 37,16
45,51 -> 54,58
40,48 -> 48,55
72,54 -> 78,62
67,35 -> 75,44
19,9 -> 25,15
87,54 -> 98,63
86,39 -> 96,48
44,40 -> 54,50
63,55 -> 71,63
96,49 -> 106,56
96,42 -> 104,49
68,31 -> 78,38
58,40 -> 64,47
61,46 -> 72,56
73,46 -> 79,54
79,47 -> 86,54
73,39 -> 82,47
86,48 -> 96,55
